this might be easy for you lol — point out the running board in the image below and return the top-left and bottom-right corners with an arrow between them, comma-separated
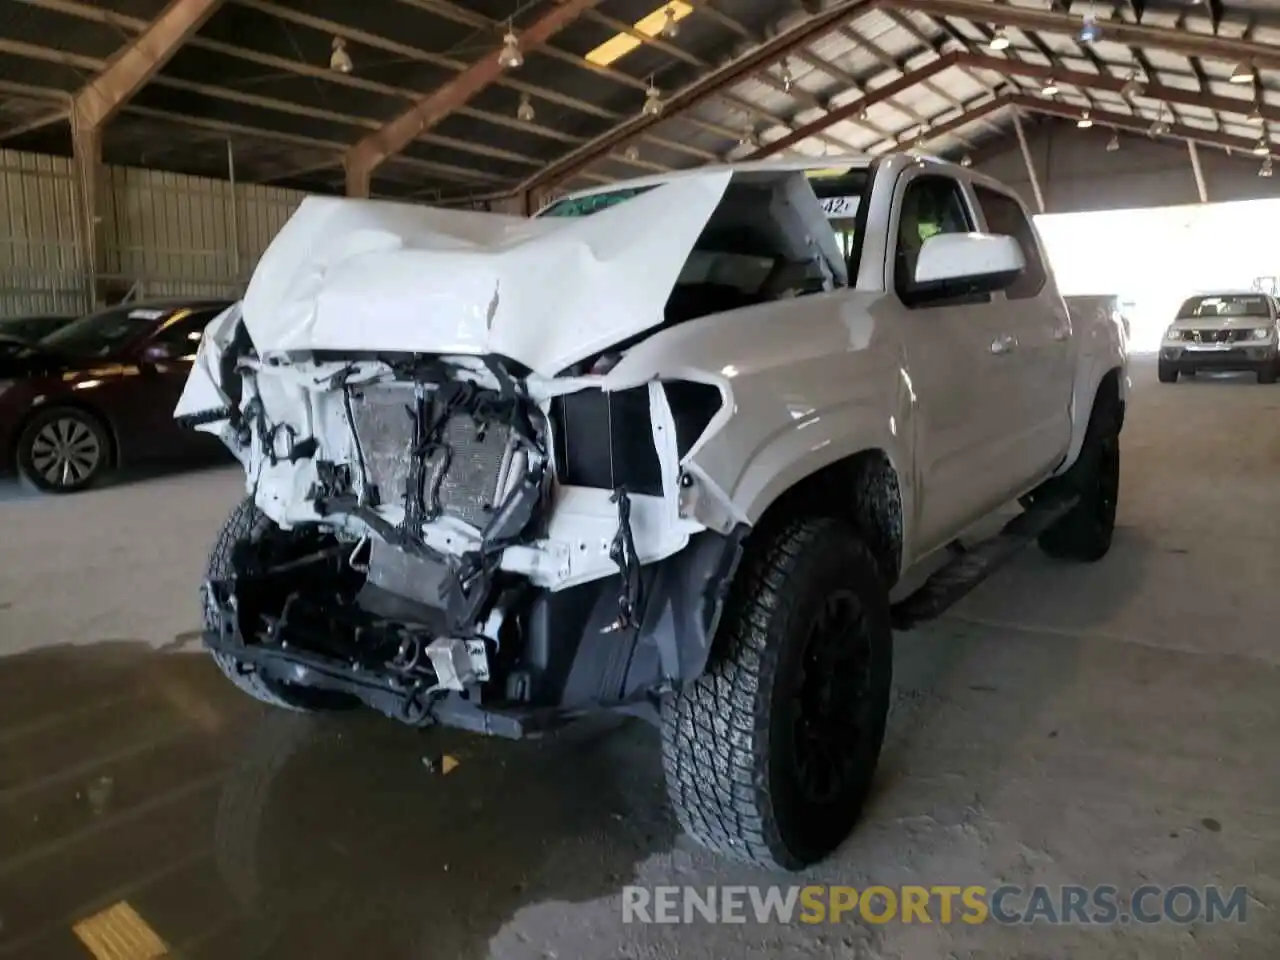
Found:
891,496 -> 1078,630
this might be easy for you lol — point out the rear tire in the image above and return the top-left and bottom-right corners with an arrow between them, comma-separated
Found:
1157,362 -> 1178,384
204,497 -> 351,712
1038,390 -> 1121,563
660,517 -> 892,870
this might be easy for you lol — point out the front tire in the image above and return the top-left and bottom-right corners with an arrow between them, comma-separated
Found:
16,407 -> 110,493
660,517 -> 892,870
1038,390 -> 1121,562
1157,362 -> 1178,384
1258,364 -> 1277,385
204,498 -> 351,712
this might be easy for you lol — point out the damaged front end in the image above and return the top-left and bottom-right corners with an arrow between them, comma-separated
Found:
184,309 -> 745,737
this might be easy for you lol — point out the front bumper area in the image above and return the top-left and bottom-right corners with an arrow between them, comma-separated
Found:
203,524 -> 747,737
1160,344 -> 1277,371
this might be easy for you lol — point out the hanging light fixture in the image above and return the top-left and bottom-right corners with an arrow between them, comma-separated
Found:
960,154 -> 973,167
1078,13 -> 1102,43
1042,76 -> 1059,96
858,104 -> 870,121
1106,132 -> 1120,152
660,6 -> 680,39
642,78 -> 663,117
1077,110 -> 1094,129
1248,106 -> 1264,125
1261,156 -> 1274,178
624,144 -> 640,162
1253,137 -> 1271,157
1120,69 -> 1144,99
497,23 -> 523,69
517,93 -> 535,122
330,36 -> 353,74
780,59 -> 794,94
1229,61 -> 1255,85
1149,104 -> 1170,136
988,27 -> 1010,51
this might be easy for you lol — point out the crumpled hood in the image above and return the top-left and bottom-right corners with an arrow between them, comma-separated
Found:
240,171 -> 733,377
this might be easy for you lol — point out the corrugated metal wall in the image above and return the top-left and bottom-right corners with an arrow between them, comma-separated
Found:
0,148 -> 307,317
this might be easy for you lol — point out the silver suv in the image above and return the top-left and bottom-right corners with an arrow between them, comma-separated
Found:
1160,292 -> 1280,384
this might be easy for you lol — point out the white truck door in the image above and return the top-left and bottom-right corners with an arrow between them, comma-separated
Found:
970,184 -> 1074,484
885,170 -> 1018,553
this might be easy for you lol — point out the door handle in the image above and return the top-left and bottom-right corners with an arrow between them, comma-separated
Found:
990,334 -> 1016,355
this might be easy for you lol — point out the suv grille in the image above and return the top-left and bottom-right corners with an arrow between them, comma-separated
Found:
1190,329 -> 1250,343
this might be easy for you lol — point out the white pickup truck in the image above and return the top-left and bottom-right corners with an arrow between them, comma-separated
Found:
177,154 -> 1127,869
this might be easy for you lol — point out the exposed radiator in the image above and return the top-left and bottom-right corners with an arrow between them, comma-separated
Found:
349,385 -> 515,528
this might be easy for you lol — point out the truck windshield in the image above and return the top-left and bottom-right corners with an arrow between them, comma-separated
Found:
537,185 -> 657,218
1176,295 -> 1271,319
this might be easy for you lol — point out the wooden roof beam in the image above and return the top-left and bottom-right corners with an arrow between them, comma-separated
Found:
884,0 -> 1280,71
71,0 -> 223,132
344,0 -> 601,196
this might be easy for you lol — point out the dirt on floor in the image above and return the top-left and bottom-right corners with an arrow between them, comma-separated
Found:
0,358 -> 1275,959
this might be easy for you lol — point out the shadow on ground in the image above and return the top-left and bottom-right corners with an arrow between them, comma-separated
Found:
0,641 -> 675,959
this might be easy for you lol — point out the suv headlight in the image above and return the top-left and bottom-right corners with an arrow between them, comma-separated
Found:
1253,328 -> 1272,340
1165,328 -> 1183,341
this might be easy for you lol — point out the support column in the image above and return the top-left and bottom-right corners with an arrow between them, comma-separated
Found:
344,155 -> 372,199
70,116 -> 111,307
1187,140 -> 1209,203
1011,109 -> 1046,214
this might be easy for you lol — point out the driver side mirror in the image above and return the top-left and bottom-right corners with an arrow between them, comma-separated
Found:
912,232 -> 1025,297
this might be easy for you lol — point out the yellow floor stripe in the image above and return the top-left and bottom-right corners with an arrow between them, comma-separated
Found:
72,901 -> 168,960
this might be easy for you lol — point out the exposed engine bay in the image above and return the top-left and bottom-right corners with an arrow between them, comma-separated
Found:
189,316 -> 746,736
176,167 -> 855,736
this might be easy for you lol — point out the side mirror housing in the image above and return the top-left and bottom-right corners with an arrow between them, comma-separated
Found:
912,232 -> 1025,298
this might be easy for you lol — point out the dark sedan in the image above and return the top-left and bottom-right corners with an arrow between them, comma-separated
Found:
0,313 -> 78,343
0,298 -> 234,492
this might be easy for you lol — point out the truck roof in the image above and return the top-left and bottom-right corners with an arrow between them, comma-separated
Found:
549,152 -> 1021,208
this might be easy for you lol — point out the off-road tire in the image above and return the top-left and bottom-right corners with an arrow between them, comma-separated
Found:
1258,365 -> 1277,385
660,517 -> 893,870
1157,362 -> 1177,384
204,497 -> 350,712
16,407 -> 111,493
1037,390 -> 1121,562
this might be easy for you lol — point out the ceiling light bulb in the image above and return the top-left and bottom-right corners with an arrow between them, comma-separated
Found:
1106,132 -> 1119,152
960,154 -> 973,167
858,104 -> 869,121
781,60 -> 794,93
329,36 -> 353,74
1261,157 -> 1274,178
642,81 -> 663,117
1254,138 -> 1270,157
988,27 -> 1010,51
1042,77 -> 1059,96
1121,71 -> 1144,99
516,93 -> 535,122
660,7 -> 680,39
624,144 -> 640,161
498,29 -> 523,69
1077,110 -> 1093,129
1230,61 -> 1254,85
1248,107 -> 1264,125
1078,14 -> 1101,44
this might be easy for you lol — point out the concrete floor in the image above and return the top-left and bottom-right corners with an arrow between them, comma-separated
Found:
0,359 -> 1276,959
